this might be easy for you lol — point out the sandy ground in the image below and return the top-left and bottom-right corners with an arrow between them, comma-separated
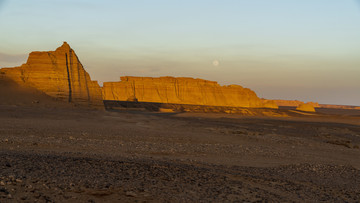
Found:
0,102 -> 360,202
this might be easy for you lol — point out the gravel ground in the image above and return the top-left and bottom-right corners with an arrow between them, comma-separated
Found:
0,105 -> 360,202
1,151 -> 359,202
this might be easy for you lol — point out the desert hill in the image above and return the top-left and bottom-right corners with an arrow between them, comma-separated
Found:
103,76 -> 278,109
0,42 -> 279,110
0,42 -> 103,108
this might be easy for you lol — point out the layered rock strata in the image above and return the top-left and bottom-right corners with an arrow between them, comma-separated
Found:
0,42 -> 103,107
318,104 -> 360,110
271,100 -> 319,107
103,76 -> 278,109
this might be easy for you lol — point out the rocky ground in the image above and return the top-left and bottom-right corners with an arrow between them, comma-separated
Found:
0,104 -> 360,202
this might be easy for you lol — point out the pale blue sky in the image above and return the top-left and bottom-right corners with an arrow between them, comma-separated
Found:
0,0 -> 359,105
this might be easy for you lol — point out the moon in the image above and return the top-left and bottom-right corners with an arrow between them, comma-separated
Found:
212,60 -> 219,66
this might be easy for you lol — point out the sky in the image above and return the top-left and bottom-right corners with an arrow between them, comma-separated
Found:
0,0 -> 359,106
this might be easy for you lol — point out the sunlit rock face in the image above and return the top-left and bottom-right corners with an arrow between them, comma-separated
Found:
296,103 -> 316,112
0,42 -> 103,108
261,100 -> 279,109
272,100 -> 319,107
103,76 -> 278,108
273,100 -> 305,107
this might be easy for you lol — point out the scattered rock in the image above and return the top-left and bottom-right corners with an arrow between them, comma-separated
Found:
125,191 -> 137,197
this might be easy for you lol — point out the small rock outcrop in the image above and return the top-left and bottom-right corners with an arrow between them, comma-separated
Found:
272,100 -> 319,107
0,42 -> 103,108
296,103 -> 316,112
318,104 -> 360,110
262,100 -> 278,109
102,76 -> 278,109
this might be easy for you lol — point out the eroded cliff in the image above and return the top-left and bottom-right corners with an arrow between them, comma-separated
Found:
270,100 -> 319,108
103,76 -> 278,108
296,103 -> 316,112
0,42 -> 103,108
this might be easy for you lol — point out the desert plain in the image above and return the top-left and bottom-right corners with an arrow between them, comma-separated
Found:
0,43 -> 360,202
1,99 -> 360,202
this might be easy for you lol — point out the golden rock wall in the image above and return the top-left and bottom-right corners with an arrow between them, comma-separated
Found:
271,100 -> 319,107
296,103 -> 316,112
103,76 -> 277,108
0,42 -> 103,108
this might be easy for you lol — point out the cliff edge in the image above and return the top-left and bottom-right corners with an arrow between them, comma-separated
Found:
0,42 -> 103,108
103,76 -> 278,109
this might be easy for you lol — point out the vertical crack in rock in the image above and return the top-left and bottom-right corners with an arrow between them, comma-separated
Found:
155,83 -> 162,102
199,81 -> 207,105
0,42 -> 103,108
132,80 -> 136,98
165,83 -> 169,103
69,50 -> 74,100
74,53 -> 91,102
174,79 -> 180,101
111,84 -> 116,101
65,53 -> 72,102
48,53 -> 61,93
102,76 -> 278,109
20,68 -> 26,83
142,82 -> 145,101
83,69 -> 91,101
75,52 -> 82,91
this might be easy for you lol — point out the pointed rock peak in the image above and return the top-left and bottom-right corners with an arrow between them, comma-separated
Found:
62,41 -> 70,47
55,41 -> 71,52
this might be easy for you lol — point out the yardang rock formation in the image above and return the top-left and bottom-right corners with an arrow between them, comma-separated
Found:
0,42 -> 287,110
271,100 -> 319,108
102,76 -> 278,109
0,42 -> 103,107
296,103 -> 316,112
